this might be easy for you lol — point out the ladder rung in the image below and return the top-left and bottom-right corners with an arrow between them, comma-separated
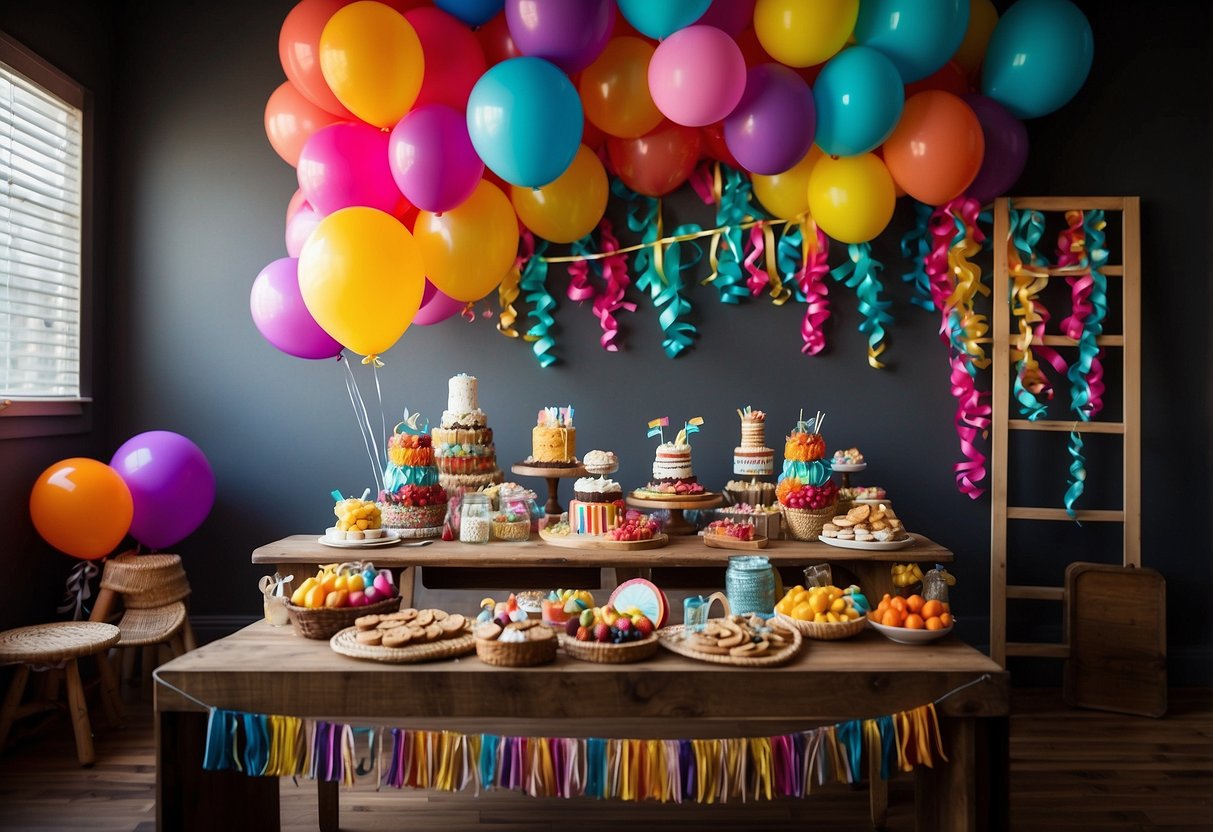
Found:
1006,507 -> 1125,522
1006,585 -> 1065,601
1008,420 -> 1125,434
1006,196 -> 1131,212
1006,642 -> 1070,659
1040,265 -> 1123,276
974,335 -> 1124,347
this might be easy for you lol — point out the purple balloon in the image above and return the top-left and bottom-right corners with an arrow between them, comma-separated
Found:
724,64 -> 816,175
962,93 -> 1029,205
389,105 -> 484,214
505,0 -> 615,74
297,123 -> 405,216
693,0 -> 756,36
110,431 -> 216,550
250,257 -> 343,360
412,279 -> 466,325
285,205 -> 322,257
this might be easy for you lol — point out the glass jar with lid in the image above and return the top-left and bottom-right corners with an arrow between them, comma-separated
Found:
459,493 -> 491,544
725,555 -> 777,616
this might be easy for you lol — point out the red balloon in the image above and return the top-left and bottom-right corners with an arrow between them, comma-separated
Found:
905,60 -> 970,99
700,121 -> 739,167
264,81 -> 344,167
476,12 -> 522,66
882,91 -> 985,206
278,0 -> 356,119
606,121 -> 702,197
582,117 -> 607,152
404,7 -> 487,111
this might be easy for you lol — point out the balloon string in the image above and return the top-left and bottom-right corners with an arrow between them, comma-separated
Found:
340,355 -> 383,493
373,363 -> 387,481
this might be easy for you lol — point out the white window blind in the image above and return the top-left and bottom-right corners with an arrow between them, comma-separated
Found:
0,59 -> 83,399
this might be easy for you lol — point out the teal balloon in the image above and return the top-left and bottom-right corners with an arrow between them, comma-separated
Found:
434,0 -> 504,27
854,0 -> 969,83
812,47 -> 905,157
617,0 -> 711,40
467,57 -> 583,188
982,0 -> 1093,119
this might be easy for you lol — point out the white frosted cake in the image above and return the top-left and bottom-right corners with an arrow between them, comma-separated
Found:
432,373 -> 503,489
733,407 -> 774,476
652,442 -> 694,483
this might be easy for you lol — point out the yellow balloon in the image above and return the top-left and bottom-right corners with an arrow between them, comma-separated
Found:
754,0 -> 859,68
954,0 -> 998,76
751,146 -> 824,220
320,1 -> 424,128
807,153 -> 896,244
511,145 -> 608,244
298,207 -> 425,359
415,180 -> 519,302
579,37 -> 663,140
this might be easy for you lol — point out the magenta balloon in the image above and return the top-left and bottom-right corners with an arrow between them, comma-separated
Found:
962,93 -> 1029,205
110,431 -> 216,550
724,64 -> 816,175
250,257 -> 343,359
389,104 -> 485,214
297,123 -> 406,216
693,0 -> 756,36
412,279 -> 466,325
285,205 -> 322,257
505,0 -> 615,74
648,25 -> 747,128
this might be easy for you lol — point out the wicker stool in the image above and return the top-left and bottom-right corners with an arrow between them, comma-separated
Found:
0,622 -> 121,766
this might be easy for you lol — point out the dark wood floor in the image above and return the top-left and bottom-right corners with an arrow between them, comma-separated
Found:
0,686 -> 1208,831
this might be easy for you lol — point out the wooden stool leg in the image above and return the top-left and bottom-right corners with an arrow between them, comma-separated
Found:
95,650 -> 123,726
63,659 -> 95,766
181,618 -> 197,652
0,664 -> 31,752
169,631 -> 186,658
142,647 -> 157,693
121,647 -> 137,687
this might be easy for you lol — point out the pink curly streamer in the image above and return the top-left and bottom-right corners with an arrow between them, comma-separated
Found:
689,162 -> 715,206
566,258 -> 597,304
590,219 -> 636,352
1056,216 -> 1105,416
798,224 -> 831,356
743,225 -> 769,296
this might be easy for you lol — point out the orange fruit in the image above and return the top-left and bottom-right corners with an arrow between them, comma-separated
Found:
921,600 -> 943,620
890,596 -> 907,613
925,616 -> 943,631
881,609 -> 902,627
905,614 -> 925,630
876,599 -> 890,613
942,601 -> 951,613
906,594 -> 925,614
939,612 -> 954,628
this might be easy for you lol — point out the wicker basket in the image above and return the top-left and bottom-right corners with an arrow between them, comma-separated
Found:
286,596 -> 401,640
780,503 -> 838,542
558,633 -> 659,664
475,634 -> 557,667
775,611 -> 868,641
491,519 -> 530,541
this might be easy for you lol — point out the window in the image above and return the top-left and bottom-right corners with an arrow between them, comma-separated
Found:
0,33 -> 91,435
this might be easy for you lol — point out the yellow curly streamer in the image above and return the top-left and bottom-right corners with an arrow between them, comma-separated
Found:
762,223 -> 792,305
1007,214 -> 1049,387
946,212 -> 991,370
495,262 -> 521,338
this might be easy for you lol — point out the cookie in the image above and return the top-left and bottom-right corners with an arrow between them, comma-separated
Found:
834,517 -> 855,528
376,619 -> 404,631
355,615 -> 382,631
381,628 -> 414,648
873,530 -> 892,542
431,609 -> 448,622
423,623 -> 443,643
439,614 -> 467,638
688,634 -> 730,655
414,610 -> 435,627
355,629 -> 383,646
846,504 -> 871,523
822,523 -> 839,532
476,622 -> 503,640
528,627 -> 554,641
822,529 -> 838,538
836,531 -> 855,540
397,608 -> 419,622
855,533 -> 875,542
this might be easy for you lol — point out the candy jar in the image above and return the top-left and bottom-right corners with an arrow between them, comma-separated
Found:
922,565 -> 957,603
725,555 -> 777,616
803,563 -> 832,588
459,493 -> 491,544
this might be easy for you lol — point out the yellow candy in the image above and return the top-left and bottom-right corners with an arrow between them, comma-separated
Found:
830,598 -> 847,614
792,602 -> 813,621
304,585 -> 327,609
347,574 -> 365,593
325,590 -> 348,608
291,577 -> 318,606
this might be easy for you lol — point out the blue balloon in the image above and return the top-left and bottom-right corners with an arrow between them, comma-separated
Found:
982,0 -> 1093,119
854,0 -> 969,83
617,0 -> 711,40
435,0 -> 504,27
467,57 -> 583,188
812,47 -> 904,157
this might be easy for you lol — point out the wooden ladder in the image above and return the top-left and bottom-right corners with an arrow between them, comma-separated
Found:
989,196 -> 1141,667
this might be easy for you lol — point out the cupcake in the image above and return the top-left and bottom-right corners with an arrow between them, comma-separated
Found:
573,476 -> 623,503
583,449 -> 618,475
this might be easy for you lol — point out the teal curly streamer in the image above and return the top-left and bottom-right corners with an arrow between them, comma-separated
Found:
710,165 -> 753,304
831,242 -> 892,369
653,223 -> 702,358
1009,208 -> 1049,420
777,223 -> 805,302
900,201 -> 936,311
520,238 -> 557,367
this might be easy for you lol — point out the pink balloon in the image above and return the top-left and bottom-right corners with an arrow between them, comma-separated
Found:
648,25 -> 747,127
250,257 -> 343,360
412,280 -> 466,325
297,123 -> 408,216
286,189 -> 310,226
285,205 -> 322,257
389,104 -> 484,213
404,7 -> 488,111
693,0 -> 756,36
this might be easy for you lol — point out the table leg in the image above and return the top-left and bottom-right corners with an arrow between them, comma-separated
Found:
95,650 -> 123,726
317,779 -> 340,832
64,658 -> 95,766
977,716 -> 1009,832
915,716 -> 976,832
398,566 -> 417,608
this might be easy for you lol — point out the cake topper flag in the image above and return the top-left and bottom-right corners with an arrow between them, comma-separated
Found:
646,417 -> 669,442
395,408 -> 429,436
675,417 -> 705,446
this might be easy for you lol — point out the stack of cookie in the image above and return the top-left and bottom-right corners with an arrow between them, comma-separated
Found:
475,619 -> 557,666
684,615 -> 795,659
354,608 -> 468,648
821,503 -> 907,543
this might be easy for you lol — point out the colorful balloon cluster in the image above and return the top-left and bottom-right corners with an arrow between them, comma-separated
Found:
29,432 -> 215,560
256,0 -> 1093,362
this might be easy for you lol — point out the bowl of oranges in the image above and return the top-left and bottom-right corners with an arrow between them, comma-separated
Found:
867,593 -> 954,644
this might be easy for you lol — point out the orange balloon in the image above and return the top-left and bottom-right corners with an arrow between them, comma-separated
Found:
30,458 -> 133,560
579,37 -> 663,140
414,180 -> 520,302
265,81 -> 344,167
882,91 -> 984,206
279,0 -> 356,119
511,145 -> 608,243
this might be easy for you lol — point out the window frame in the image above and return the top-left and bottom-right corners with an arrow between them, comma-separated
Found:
0,31 -> 94,439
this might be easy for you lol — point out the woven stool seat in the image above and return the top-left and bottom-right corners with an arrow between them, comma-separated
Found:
0,622 -> 120,665
101,553 -> 191,609
116,602 -> 186,647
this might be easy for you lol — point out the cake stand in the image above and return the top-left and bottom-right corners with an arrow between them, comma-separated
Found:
511,463 -> 587,520
831,461 -> 867,490
625,492 -> 723,536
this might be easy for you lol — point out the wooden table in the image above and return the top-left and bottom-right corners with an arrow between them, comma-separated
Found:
253,533 -> 953,606
155,622 -> 1008,832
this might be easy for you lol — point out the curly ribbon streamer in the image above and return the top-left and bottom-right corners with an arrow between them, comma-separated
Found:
900,201 -> 937,311
654,218 -> 703,358
496,231 -> 534,339
586,219 -> 636,352
565,234 -> 599,305
777,219 -> 831,355
57,559 -> 100,620
705,164 -> 754,305
518,233 -> 557,367
1008,206 -> 1066,420
830,241 -> 892,369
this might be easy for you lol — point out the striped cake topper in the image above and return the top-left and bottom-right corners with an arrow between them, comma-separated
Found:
646,417 -> 670,442
675,417 -> 704,446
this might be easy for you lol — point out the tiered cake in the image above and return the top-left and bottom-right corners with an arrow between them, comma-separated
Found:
635,417 -> 706,497
569,476 -> 624,534
529,406 -> 577,466
378,410 -> 448,534
776,411 -> 838,513
432,374 -> 503,491
733,406 -> 774,476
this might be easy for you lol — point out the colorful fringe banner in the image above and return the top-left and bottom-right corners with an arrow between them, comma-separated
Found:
519,234 -> 557,368
830,242 -> 892,369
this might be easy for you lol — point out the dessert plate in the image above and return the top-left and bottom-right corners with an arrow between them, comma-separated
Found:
819,535 -> 914,551
702,534 -> 769,550
831,462 -> 867,473
317,535 -> 403,550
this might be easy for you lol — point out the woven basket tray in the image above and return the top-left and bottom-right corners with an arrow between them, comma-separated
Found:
475,634 -> 557,667
775,611 -> 867,641
780,503 -> 838,542
286,596 -> 401,640
558,633 -> 659,664
329,626 -> 474,664
657,622 -> 802,668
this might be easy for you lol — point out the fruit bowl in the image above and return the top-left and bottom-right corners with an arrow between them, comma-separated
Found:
867,616 -> 954,644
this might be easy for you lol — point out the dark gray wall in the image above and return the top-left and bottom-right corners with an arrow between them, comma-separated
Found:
4,1 -> 1210,681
